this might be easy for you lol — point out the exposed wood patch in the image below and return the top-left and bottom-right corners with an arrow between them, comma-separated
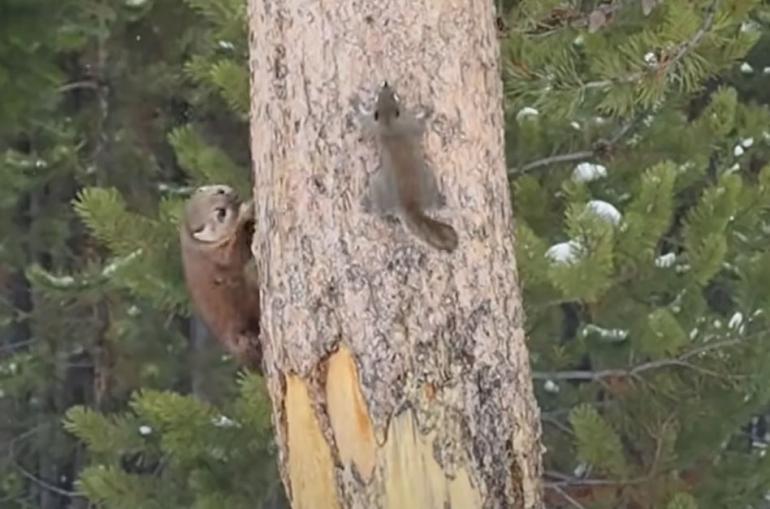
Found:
383,408 -> 482,509
325,346 -> 378,482
285,374 -> 342,509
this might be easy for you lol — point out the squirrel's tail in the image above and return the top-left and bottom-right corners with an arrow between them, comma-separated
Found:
401,206 -> 459,252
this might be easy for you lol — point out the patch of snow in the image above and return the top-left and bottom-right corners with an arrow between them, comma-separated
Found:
582,324 -> 629,342
741,21 -> 760,33
543,380 -> 560,394
516,107 -> 539,121
49,275 -> 75,287
586,200 -> 622,225
572,162 -> 607,182
655,252 -> 676,268
212,415 -> 240,428
728,312 -> 743,330
545,240 -> 582,265
644,51 -> 658,66
103,250 -> 142,277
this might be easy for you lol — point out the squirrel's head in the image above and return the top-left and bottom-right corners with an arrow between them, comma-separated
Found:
374,81 -> 401,126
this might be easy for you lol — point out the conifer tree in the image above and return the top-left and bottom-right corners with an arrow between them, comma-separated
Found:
5,0 -> 770,508
504,0 -> 770,507
0,2 -> 93,506
64,1 -> 282,504
0,0 -> 278,507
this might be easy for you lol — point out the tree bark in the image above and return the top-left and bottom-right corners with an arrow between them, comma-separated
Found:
246,1 -> 543,508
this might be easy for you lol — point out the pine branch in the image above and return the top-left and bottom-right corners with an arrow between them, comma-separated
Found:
543,415 -> 575,436
0,339 -> 35,353
542,400 -> 613,419
14,461 -> 80,499
0,425 -> 45,456
532,335 -> 748,381
545,469 -> 649,487
513,149 -> 594,176
580,0 -> 720,91
57,80 -> 99,93
547,483 -> 588,509
90,33 -> 111,182
518,0 -> 634,37
6,424 -> 81,501
511,117 -> 636,176
545,416 -> 673,489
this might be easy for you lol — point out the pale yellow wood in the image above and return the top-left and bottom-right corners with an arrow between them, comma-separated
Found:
326,346 -> 377,482
285,375 -> 342,509
383,409 -> 482,509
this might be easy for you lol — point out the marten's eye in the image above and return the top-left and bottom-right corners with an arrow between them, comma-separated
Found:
394,108 -> 400,118
373,110 -> 379,121
215,207 -> 227,222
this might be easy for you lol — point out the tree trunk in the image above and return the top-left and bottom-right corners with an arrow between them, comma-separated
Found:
246,1 -> 543,508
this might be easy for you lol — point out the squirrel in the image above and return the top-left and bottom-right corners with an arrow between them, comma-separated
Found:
357,82 -> 459,253
179,185 -> 262,370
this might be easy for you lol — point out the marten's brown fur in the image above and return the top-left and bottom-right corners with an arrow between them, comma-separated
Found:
179,185 -> 261,370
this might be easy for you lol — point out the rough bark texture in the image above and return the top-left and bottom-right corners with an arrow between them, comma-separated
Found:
247,1 -> 543,508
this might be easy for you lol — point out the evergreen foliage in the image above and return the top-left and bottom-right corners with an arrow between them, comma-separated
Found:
0,0 -> 274,507
505,0 -> 770,507
64,373 -> 276,509
0,0 -> 86,136
4,0 -> 770,508
58,0 -> 278,506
